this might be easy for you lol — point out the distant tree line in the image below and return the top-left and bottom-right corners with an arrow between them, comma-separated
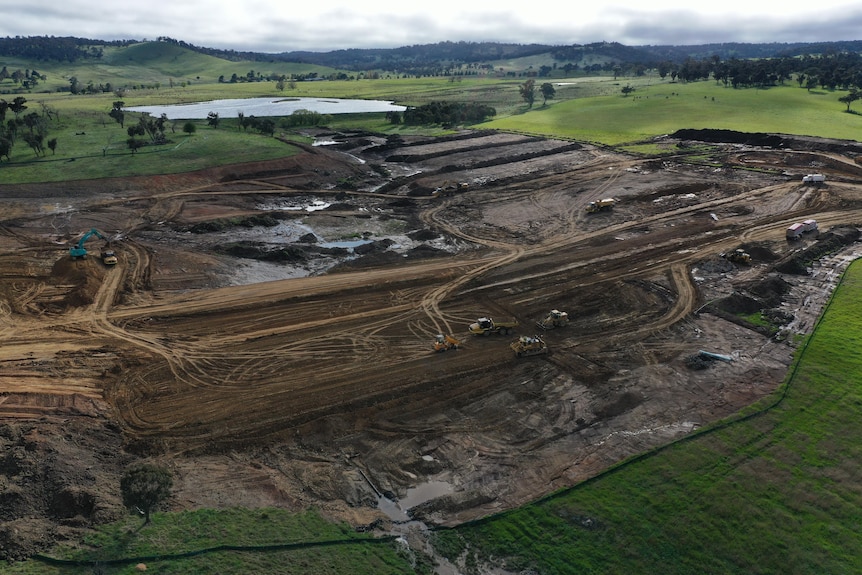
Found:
7,35 -> 862,78
0,36 -> 131,62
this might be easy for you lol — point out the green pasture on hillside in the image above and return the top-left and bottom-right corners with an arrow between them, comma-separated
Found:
5,76 -> 860,184
0,116 -> 299,185
433,259 -> 862,574
485,80 -> 862,145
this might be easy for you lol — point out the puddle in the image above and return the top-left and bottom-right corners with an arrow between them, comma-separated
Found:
377,480 -> 454,522
260,200 -> 331,212
319,239 -> 373,250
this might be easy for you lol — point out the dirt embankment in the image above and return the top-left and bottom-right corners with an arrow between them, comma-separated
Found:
2,128 -> 862,561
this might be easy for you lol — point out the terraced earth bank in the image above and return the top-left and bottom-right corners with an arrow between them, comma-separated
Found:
2,128 -> 862,560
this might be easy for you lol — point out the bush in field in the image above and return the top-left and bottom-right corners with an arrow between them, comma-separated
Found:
402,101 -> 496,127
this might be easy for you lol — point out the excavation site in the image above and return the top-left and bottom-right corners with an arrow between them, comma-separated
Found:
2,128 -> 862,559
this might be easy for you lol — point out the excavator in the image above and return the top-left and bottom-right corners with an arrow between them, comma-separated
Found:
70,228 -> 117,265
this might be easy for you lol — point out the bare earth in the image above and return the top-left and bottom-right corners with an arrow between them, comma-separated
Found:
2,129 -> 862,562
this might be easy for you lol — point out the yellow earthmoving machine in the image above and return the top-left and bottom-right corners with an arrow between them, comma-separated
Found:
433,334 -> 461,352
538,309 -> 568,330
432,181 -> 469,197
586,198 -> 616,213
511,335 -> 549,357
100,247 -> 118,265
469,317 -> 519,336
721,248 -> 751,265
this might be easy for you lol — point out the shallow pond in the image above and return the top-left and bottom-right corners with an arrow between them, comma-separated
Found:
126,96 -> 406,119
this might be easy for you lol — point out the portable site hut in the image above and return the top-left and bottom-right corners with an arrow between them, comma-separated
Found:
803,219 -> 818,232
786,222 -> 805,240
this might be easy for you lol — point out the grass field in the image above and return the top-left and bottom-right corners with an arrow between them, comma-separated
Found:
3,509 -> 431,575
431,260 -> 862,574
3,43 -> 860,183
484,79 -> 862,145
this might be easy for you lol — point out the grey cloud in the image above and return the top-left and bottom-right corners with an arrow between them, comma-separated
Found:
1,2 -> 860,53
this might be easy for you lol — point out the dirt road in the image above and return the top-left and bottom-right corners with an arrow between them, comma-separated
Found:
2,129 -> 861,559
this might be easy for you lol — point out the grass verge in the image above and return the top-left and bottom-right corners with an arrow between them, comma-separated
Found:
5,509 -> 430,575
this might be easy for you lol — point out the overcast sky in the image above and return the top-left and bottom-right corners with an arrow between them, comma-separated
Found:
3,1 -> 861,53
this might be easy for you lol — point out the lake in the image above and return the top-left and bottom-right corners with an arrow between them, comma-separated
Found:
125,97 -> 407,120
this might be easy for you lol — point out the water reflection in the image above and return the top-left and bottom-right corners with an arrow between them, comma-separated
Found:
126,96 -> 406,119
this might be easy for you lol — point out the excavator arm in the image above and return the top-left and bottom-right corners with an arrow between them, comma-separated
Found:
69,228 -> 107,259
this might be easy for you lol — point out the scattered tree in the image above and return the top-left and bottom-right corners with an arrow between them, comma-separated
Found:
519,78 -> 536,108
120,463 -> 173,525
0,136 -> 12,161
9,96 -> 27,118
47,137 -> 57,155
206,111 -> 220,129
540,82 -> 556,106
109,101 -> 125,128
621,85 -> 635,97
839,91 -> 860,112
126,137 -> 144,153
182,121 -> 196,135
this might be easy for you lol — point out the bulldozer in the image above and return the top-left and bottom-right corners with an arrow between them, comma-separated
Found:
433,334 -> 460,352
538,309 -> 568,330
511,335 -> 549,357
721,248 -> 751,265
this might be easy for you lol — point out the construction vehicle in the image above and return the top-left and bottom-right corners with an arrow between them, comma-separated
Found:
586,198 -> 616,213
469,317 -> 519,336
538,309 -> 569,329
511,335 -> 549,357
802,173 -> 826,184
70,228 -> 109,260
721,249 -> 751,265
433,334 -> 460,352
100,248 -> 118,266
432,180 -> 469,197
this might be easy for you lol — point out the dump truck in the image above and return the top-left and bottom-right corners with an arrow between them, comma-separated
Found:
721,249 -> 751,265
586,198 -> 616,213
511,335 -> 549,357
786,222 -> 805,240
538,309 -> 569,329
432,181 -> 469,197
469,317 -> 519,336
433,334 -> 460,352
802,173 -> 826,184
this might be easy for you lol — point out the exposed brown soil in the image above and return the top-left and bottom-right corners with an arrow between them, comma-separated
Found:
2,127 -> 862,562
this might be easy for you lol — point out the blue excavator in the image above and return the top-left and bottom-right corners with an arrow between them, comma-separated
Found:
69,228 -> 117,264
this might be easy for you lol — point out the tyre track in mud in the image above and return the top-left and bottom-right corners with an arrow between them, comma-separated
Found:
85,173 -> 862,445
4,143 -> 861,450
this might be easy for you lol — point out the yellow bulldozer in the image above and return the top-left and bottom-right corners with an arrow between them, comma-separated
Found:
511,335 -> 548,357
721,248 -> 751,265
538,309 -> 568,330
